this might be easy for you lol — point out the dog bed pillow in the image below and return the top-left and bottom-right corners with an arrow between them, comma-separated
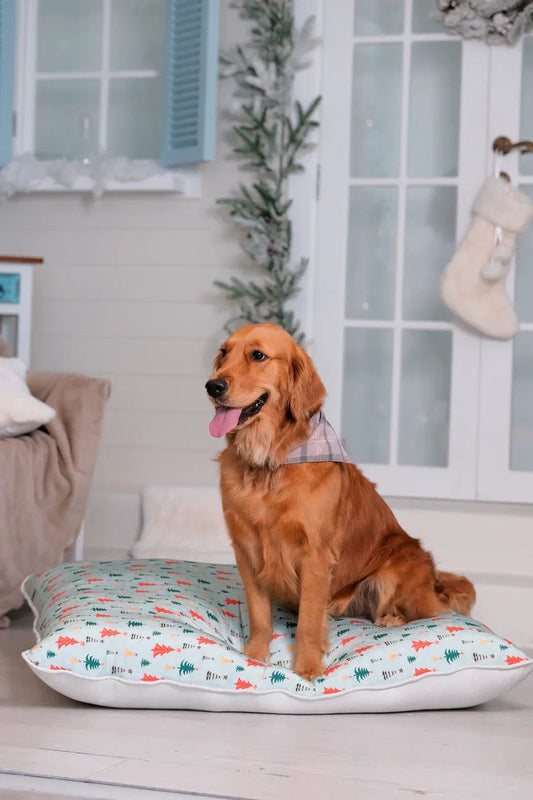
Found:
21,559 -> 532,713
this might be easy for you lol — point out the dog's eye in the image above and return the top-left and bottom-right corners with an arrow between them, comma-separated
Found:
251,350 -> 267,362
219,348 -> 227,358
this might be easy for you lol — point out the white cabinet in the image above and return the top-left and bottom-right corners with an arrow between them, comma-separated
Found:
312,0 -> 533,502
0,257 -> 40,365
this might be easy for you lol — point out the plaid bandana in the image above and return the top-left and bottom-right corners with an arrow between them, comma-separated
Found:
283,412 -> 351,465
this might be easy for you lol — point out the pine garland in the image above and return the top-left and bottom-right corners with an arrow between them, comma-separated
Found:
216,0 -> 320,342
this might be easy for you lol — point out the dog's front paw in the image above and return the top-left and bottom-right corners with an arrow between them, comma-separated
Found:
293,651 -> 324,682
244,637 -> 270,664
374,614 -> 406,627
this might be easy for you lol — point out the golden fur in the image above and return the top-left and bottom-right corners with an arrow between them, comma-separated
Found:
206,323 -> 475,681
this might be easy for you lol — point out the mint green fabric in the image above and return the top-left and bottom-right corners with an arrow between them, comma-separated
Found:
22,559 -> 531,698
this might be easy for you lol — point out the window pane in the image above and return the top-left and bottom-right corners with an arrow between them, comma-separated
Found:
37,0 -> 102,72
408,42 -> 461,177
342,328 -> 393,464
35,80 -> 100,159
0,315 -> 18,356
353,0 -> 404,35
411,0 -> 443,33
108,79 -> 163,159
515,185 -> 533,322
350,44 -> 403,177
398,330 -> 452,467
110,0 -> 166,71
510,332 -> 533,471
403,186 -> 455,321
345,186 -> 397,320
519,38 -> 533,175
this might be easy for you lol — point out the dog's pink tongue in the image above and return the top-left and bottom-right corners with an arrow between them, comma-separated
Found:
209,406 -> 242,438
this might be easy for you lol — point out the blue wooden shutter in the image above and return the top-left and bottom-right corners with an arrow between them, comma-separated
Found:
0,0 -> 15,167
161,0 -> 219,167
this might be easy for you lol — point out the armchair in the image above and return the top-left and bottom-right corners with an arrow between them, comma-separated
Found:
0,336 -> 110,624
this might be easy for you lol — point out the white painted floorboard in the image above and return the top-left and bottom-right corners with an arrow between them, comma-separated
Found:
1,606 -> 533,800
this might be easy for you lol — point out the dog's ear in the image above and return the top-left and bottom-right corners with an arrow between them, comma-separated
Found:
288,344 -> 326,423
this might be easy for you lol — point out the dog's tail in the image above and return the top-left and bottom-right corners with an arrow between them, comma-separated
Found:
435,570 -> 476,616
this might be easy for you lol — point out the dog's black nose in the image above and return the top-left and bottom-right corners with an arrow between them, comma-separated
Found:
205,378 -> 228,399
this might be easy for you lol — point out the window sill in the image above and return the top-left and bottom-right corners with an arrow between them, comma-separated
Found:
2,154 -> 202,199
17,168 -> 202,198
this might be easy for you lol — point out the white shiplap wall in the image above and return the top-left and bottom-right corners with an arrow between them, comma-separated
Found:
1,0 -> 532,613
0,1 -> 248,548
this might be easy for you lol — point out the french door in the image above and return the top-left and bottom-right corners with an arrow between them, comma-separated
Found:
313,0 -> 533,502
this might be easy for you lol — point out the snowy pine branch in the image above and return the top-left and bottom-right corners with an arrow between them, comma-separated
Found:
216,0 -> 320,342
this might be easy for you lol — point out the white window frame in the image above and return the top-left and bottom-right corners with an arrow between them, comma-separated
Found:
13,0 -> 201,197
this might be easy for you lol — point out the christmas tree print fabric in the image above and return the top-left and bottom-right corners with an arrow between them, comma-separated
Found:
21,559 -> 532,708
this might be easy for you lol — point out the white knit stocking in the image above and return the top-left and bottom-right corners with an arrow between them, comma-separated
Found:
440,177 -> 533,339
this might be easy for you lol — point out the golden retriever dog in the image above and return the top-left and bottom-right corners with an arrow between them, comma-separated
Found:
205,323 -> 475,681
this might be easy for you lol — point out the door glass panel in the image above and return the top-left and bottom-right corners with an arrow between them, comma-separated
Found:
350,44 -> 403,177
37,0 -> 103,72
403,186 -> 455,320
345,186 -> 398,320
342,328 -> 393,464
110,0 -> 166,71
519,37 -> 533,175
510,332 -> 533,471
108,79 -> 163,159
411,0 -> 443,33
515,185 -> 533,322
35,80 -> 100,160
408,42 -> 461,177
353,0 -> 404,36
398,330 -> 452,467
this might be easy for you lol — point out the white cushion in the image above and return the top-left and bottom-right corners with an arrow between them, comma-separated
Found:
21,559 -> 532,713
0,357 -> 55,438
132,486 -> 235,563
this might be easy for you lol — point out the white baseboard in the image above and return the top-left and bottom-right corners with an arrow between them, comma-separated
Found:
86,490 -> 533,570
468,574 -> 533,650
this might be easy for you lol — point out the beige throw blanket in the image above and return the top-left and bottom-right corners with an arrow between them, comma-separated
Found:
0,341 -> 110,622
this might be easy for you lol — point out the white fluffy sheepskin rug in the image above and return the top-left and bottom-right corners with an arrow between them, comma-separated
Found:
132,486 -> 236,564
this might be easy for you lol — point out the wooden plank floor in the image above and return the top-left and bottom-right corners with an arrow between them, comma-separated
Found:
1,604 -> 533,800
